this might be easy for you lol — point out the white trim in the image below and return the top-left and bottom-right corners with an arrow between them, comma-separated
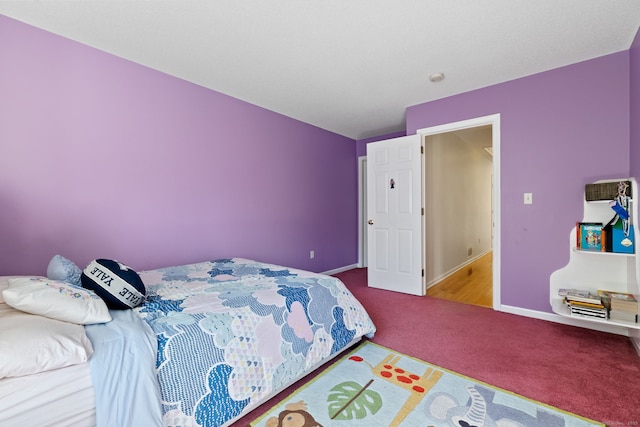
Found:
357,156 -> 367,268
631,337 -> 640,356
322,263 -> 359,276
417,113 -> 501,309
426,249 -> 492,288
500,304 -> 633,337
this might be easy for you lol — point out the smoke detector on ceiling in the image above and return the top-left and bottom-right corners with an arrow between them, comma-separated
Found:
429,72 -> 445,83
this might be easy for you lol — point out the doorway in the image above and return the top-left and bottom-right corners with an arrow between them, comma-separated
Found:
359,114 -> 501,309
423,125 -> 493,307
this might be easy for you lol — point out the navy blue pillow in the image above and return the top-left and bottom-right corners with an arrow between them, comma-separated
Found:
81,259 -> 145,309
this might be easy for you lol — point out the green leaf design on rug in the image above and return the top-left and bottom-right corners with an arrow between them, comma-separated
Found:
327,379 -> 382,420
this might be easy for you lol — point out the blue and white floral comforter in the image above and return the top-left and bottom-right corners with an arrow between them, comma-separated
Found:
135,258 -> 376,427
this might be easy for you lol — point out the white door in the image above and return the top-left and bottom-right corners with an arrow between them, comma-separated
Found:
366,134 -> 424,295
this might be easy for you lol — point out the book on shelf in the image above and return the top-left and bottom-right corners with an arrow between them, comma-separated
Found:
609,311 -> 638,323
611,303 -> 639,313
570,309 -> 607,319
598,290 -> 639,311
559,289 -> 607,318
568,302 -> 606,311
594,290 -> 639,323
565,298 -> 604,307
561,289 -> 602,305
571,313 -> 607,320
576,222 -> 605,251
598,290 -> 637,303
567,300 -> 606,309
557,288 -> 640,322
558,288 -> 584,297
598,289 -> 637,301
567,301 -> 607,317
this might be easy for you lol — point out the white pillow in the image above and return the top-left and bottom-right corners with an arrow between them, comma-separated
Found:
3,277 -> 111,325
0,304 -> 93,379
0,276 -> 45,303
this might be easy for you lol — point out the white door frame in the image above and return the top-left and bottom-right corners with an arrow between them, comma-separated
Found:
358,156 -> 367,268
417,113 -> 501,309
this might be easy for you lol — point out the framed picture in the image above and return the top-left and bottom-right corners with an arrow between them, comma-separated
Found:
577,222 -> 604,251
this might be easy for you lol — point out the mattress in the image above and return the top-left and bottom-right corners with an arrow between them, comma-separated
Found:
0,362 -> 96,427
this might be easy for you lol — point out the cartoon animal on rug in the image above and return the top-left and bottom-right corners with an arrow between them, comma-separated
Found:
349,352 -> 443,426
265,400 -> 323,427
423,384 -> 566,427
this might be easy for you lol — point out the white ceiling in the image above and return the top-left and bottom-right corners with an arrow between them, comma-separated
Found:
1,1 -> 639,139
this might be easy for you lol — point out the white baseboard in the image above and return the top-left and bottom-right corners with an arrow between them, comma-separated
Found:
322,264 -> 359,276
629,329 -> 640,356
499,304 -> 637,337
631,337 -> 640,355
426,249 -> 492,288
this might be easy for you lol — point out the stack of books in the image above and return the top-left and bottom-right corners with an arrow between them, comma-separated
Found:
559,289 -> 608,319
598,290 -> 639,323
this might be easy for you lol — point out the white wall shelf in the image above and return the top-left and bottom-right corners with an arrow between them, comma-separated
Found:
550,178 -> 640,335
571,247 -> 634,257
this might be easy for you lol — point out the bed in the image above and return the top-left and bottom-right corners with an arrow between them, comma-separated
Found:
0,257 -> 376,427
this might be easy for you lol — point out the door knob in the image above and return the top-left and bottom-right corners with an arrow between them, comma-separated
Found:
368,219 -> 374,225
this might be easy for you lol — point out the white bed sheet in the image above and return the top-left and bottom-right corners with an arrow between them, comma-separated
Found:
0,362 -> 96,427
1,275 -> 95,425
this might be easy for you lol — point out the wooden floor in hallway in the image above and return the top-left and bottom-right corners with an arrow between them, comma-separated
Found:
427,251 -> 493,308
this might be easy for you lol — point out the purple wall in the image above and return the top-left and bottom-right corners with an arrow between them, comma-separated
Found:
407,52 -> 631,313
631,27 -> 640,177
0,16 -> 357,275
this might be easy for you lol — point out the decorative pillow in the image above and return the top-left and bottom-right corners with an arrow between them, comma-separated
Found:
47,254 -> 82,287
3,277 -> 111,324
81,259 -> 146,309
0,304 -> 93,379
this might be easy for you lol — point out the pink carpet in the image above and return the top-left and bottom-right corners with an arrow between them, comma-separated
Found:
233,268 -> 640,426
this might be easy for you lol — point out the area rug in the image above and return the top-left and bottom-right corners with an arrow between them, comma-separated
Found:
250,341 -> 604,427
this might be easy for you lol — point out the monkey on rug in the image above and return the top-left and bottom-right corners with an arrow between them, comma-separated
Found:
264,400 -> 323,427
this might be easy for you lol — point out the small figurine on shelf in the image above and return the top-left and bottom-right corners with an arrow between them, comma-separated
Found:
610,180 -> 630,220
605,181 -> 634,253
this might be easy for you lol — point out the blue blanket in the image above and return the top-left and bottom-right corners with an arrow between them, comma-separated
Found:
135,258 -> 376,427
